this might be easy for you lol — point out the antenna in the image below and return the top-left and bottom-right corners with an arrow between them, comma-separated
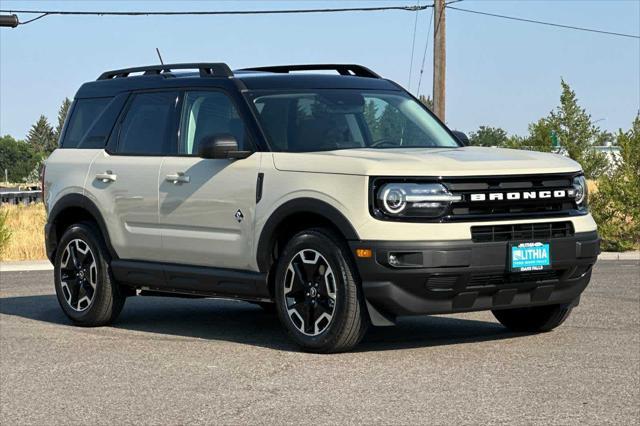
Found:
155,48 -> 164,65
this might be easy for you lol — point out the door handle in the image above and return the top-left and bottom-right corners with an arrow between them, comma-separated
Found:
95,171 -> 117,183
165,172 -> 190,184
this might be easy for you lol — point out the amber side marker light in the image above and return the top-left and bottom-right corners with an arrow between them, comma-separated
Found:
356,248 -> 373,258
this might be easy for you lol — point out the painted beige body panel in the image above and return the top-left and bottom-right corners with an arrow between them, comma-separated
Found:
44,149 -> 100,212
85,151 -> 164,260
272,146 -> 581,177
158,153 -> 261,270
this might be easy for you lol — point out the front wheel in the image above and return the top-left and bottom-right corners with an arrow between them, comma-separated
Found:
492,303 -> 573,332
274,228 -> 369,353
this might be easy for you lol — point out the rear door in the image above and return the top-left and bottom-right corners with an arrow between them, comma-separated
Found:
87,90 -> 180,260
158,89 -> 261,270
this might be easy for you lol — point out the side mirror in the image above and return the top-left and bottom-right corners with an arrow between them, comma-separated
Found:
198,134 -> 252,159
451,130 -> 470,146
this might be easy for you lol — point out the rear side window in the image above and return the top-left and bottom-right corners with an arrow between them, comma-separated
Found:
117,91 -> 179,155
62,98 -> 110,148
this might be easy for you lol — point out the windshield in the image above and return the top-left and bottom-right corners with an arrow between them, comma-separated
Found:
250,90 -> 460,152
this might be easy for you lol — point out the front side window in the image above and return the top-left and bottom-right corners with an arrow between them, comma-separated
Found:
117,91 -> 178,155
179,91 -> 249,155
251,90 -> 460,152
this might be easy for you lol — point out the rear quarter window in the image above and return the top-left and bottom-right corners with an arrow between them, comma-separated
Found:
61,98 -> 111,148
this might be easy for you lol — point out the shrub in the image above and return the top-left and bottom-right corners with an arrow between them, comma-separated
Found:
590,114 -> 640,251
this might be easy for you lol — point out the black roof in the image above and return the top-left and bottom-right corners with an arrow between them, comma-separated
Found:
75,63 -> 401,98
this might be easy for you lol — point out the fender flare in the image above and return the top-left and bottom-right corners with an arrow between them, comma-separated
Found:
46,193 -> 118,261
256,197 -> 360,272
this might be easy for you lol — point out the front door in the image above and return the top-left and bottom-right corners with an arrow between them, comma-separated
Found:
158,90 -> 261,270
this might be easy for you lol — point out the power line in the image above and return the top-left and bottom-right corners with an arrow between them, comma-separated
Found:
416,7 -> 435,97
1,4 -> 435,25
407,3 -> 421,90
447,6 -> 640,40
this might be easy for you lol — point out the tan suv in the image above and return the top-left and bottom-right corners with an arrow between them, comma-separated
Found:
43,63 -> 600,352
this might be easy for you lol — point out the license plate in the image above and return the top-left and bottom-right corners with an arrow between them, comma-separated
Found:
510,242 -> 551,272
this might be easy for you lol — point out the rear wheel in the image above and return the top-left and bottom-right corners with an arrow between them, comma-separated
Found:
54,223 -> 125,326
274,228 -> 369,353
492,303 -> 573,332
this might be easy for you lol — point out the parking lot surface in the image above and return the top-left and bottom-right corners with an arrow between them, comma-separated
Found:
1,260 -> 638,424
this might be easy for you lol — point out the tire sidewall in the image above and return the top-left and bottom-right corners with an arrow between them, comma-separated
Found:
274,230 -> 356,350
54,223 -> 110,323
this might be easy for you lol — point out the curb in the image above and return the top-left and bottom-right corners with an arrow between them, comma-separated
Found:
598,251 -> 640,261
0,260 -> 53,272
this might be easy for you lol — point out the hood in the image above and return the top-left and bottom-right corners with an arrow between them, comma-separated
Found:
272,146 -> 582,177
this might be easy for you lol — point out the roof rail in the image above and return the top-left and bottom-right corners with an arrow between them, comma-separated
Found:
239,64 -> 381,79
97,63 -> 233,80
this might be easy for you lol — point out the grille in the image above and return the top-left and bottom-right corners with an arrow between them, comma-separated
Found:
467,270 -> 561,289
443,173 -> 580,221
471,221 -> 574,243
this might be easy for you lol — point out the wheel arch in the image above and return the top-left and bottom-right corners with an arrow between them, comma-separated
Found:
256,198 -> 360,275
46,193 -> 117,262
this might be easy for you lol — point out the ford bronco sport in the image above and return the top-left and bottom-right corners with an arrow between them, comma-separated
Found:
44,63 -> 600,353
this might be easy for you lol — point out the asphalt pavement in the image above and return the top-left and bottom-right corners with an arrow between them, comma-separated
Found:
1,260 -> 638,424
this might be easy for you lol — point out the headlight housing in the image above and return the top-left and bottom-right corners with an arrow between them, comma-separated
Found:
374,182 -> 460,219
573,175 -> 588,210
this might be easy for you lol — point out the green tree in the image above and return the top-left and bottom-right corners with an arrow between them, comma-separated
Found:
26,115 -> 56,155
506,118 -> 555,152
547,79 -> 609,178
590,113 -> 640,251
54,97 -> 72,142
469,126 -> 509,147
0,135 -> 40,182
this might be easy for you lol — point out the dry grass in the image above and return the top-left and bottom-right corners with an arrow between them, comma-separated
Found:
0,203 -> 47,261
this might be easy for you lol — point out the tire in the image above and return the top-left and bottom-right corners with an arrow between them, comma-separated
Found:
492,303 -> 573,332
53,222 -> 125,326
274,227 -> 369,353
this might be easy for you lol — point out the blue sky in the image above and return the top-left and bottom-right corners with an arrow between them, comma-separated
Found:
1,0 -> 638,139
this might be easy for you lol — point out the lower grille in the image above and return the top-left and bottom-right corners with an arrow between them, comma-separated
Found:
471,221 -> 574,243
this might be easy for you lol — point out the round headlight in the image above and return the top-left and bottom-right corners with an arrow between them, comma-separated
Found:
573,175 -> 587,206
375,182 -> 461,218
381,185 -> 407,214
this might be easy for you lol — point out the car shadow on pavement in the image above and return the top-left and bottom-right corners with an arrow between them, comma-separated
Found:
0,294 -> 526,352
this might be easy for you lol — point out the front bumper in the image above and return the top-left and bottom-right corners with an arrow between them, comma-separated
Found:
349,231 -> 599,324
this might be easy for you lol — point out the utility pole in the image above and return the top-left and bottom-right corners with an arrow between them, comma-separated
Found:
433,0 -> 446,121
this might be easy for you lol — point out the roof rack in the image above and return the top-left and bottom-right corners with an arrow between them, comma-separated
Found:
239,64 -> 381,79
97,63 -> 233,80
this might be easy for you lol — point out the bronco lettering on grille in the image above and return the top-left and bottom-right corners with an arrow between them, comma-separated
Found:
469,189 -> 576,202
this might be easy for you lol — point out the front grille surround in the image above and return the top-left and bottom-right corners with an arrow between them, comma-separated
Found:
370,172 -> 587,222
